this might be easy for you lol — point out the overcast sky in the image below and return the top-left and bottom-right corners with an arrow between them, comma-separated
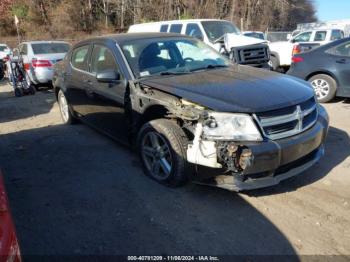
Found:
314,0 -> 350,21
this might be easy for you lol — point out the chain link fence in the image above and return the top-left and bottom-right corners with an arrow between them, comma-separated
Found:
266,31 -> 292,42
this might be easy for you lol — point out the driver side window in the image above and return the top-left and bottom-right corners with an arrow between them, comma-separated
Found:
90,45 -> 121,76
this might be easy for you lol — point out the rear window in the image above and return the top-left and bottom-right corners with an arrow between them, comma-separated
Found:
331,30 -> 344,41
32,43 -> 70,54
0,46 -> 9,52
314,31 -> 327,41
160,24 -> 169,33
169,24 -> 183,33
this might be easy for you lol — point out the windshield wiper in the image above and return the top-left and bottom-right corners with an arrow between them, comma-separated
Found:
191,64 -> 228,72
159,70 -> 190,76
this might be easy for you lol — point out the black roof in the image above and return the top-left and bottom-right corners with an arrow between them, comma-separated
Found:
75,32 -> 189,47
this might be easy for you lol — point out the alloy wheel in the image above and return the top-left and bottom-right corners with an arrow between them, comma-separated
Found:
58,91 -> 69,123
311,79 -> 330,100
141,131 -> 173,180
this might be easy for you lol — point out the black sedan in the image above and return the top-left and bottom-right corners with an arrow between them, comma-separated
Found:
288,37 -> 350,103
53,33 -> 328,191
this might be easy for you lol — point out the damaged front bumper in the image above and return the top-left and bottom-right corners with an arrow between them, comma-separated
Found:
187,106 -> 329,192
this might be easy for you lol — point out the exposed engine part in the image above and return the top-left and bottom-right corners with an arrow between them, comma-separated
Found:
187,123 -> 222,168
239,149 -> 253,170
217,142 -> 253,173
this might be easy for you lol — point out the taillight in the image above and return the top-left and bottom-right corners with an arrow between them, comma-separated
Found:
3,55 -> 9,62
32,59 -> 52,68
292,44 -> 301,56
292,56 -> 304,63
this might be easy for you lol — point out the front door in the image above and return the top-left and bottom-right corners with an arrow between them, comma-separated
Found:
83,43 -> 129,142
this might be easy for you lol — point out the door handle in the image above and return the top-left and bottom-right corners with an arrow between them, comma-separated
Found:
336,59 -> 347,64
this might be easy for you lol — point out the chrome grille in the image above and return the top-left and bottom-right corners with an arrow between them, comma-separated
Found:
239,47 -> 268,63
254,98 -> 318,140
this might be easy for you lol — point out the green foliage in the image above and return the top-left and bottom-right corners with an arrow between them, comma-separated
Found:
11,2 -> 28,18
179,14 -> 193,20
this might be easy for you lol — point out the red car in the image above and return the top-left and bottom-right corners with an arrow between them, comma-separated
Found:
0,170 -> 21,262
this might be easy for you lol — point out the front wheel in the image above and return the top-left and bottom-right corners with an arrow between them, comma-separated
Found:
58,89 -> 75,124
309,74 -> 337,103
138,119 -> 189,187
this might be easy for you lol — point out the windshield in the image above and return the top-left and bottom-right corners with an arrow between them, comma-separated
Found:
244,32 -> 265,40
121,38 -> 231,78
201,21 -> 240,42
32,43 -> 70,54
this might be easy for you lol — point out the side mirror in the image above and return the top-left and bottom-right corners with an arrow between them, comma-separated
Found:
96,70 -> 120,83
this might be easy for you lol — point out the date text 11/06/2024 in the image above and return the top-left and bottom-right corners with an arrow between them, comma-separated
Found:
127,256 -> 220,261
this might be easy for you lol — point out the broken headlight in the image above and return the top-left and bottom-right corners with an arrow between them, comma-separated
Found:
203,113 -> 263,141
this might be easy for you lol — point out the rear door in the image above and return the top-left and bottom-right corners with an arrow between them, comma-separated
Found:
330,41 -> 350,94
83,42 -> 129,141
64,44 -> 93,115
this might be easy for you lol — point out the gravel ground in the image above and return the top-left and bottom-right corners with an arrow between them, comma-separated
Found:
0,81 -> 349,257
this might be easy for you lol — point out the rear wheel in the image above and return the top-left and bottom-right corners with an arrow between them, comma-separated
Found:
29,85 -> 36,95
138,119 -> 189,187
58,89 -> 75,124
14,88 -> 22,97
270,55 -> 279,71
309,74 -> 337,103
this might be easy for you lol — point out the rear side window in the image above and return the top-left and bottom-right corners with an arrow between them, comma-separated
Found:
71,45 -> 90,71
333,42 -> 350,57
314,31 -> 327,41
160,24 -> 169,33
293,32 -> 312,42
32,43 -> 70,54
169,24 -> 183,33
331,30 -> 344,41
185,23 -> 203,40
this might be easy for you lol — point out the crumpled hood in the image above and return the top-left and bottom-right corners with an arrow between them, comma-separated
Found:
224,33 -> 267,49
139,66 -> 314,113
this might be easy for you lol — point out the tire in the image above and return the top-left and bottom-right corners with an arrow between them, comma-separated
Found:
29,85 -> 36,95
137,119 -> 189,187
14,88 -> 22,97
57,89 -> 75,124
309,74 -> 337,103
270,55 -> 279,72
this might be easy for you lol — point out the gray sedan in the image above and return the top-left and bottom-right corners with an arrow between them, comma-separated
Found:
288,37 -> 350,103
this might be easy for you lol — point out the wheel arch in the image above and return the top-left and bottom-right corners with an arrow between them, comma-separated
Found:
306,70 -> 339,86
136,104 -> 169,132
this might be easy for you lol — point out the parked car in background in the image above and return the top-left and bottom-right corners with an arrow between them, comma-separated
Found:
128,19 -> 271,69
269,29 -> 344,72
0,171 -> 21,262
53,33 -> 329,191
0,44 -> 11,60
243,31 -> 266,40
17,41 -> 70,88
0,44 -> 11,80
288,37 -> 350,103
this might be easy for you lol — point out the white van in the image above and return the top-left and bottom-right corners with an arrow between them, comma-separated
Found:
128,19 -> 270,68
